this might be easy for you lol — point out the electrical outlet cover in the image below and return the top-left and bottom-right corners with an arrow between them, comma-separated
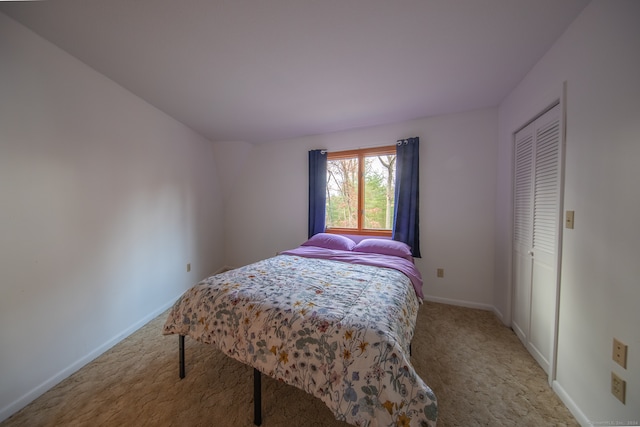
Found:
611,372 -> 626,404
613,338 -> 628,369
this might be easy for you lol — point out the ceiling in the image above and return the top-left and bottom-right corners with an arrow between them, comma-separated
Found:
1,0 -> 589,144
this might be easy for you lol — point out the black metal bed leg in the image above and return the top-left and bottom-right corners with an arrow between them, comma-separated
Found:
179,334 -> 260,423
253,368 -> 262,425
179,335 -> 185,379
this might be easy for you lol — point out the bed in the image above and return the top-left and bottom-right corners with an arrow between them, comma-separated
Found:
163,234 -> 438,427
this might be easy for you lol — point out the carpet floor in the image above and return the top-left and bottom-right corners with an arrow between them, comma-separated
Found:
2,302 -> 577,426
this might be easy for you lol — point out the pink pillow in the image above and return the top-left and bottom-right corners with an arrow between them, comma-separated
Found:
301,233 -> 356,251
353,238 -> 413,260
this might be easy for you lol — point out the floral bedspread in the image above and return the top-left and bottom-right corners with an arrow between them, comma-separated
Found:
163,254 -> 437,426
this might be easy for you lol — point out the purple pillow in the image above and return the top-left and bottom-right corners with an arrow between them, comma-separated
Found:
301,233 -> 356,251
353,238 -> 413,260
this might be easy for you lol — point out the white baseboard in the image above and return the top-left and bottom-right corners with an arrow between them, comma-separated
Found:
0,294 -> 182,423
553,380 -> 589,426
424,295 -> 496,313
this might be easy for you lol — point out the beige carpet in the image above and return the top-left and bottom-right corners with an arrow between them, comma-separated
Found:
2,302 -> 577,426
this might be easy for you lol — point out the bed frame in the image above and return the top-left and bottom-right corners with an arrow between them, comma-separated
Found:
178,335 -> 262,425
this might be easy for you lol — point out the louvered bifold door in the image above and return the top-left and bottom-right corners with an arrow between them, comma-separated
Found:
512,103 -> 561,376
529,105 -> 561,374
512,125 -> 534,346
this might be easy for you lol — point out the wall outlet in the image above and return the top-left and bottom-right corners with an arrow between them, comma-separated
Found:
611,372 -> 626,404
187,263 -> 191,272
613,338 -> 627,369
436,268 -> 444,278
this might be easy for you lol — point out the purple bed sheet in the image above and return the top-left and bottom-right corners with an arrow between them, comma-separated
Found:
280,245 -> 424,300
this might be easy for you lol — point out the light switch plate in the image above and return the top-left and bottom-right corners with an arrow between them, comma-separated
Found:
566,210 -> 575,229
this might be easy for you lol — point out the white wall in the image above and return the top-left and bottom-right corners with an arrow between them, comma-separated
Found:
0,13 -> 224,420
219,107 -> 498,311
496,0 -> 640,423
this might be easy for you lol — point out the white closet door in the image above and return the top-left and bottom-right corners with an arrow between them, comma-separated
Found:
512,104 -> 562,376
512,125 -> 534,345
530,109 -> 562,373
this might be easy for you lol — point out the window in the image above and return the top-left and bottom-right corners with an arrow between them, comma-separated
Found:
325,146 -> 396,236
